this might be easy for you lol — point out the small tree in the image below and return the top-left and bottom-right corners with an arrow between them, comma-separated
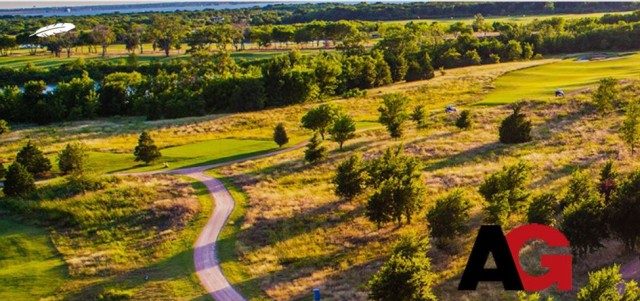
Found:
426,189 -> 472,246
329,114 -> 356,149
592,77 -> 618,113
367,176 -> 424,226
333,154 -> 367,200
411,105 -> 426,128
3,162 -> 35,197
58,143 -> 87,175
16,141 -> 51,176
273,123 -> 289,147
562,170 -> 597,208
599,161 -> 617,203
455,110 -> 472,129
304,134 -> 326,163
561,197 -> 608,258
499,106 -> 532,144
479,161 -> 531,223
577,265 -> 640,301
301,104 -> 338,140
0,119 -> 9,135
607,171 -> 640,251
378,93 -> 409,138
134,131 -> 161,164
620,102 -> 640,154
526,192 -> 559,225
368,234 -> 436,301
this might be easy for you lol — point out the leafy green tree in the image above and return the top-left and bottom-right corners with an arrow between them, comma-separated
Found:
379,93 -> 409,138
301,104 -> 339,140
455,110 -> 473,129
134,131 -> 161,164
426,189 -> 472,246
499,106 -> 532,144
329,114 -> 356,149
592,78 -> 618,113
313,53 -> 342,97
3,162 -> 35,197
0,119 -> 9,135
411,105 -> 426,128
91,25 -> 115,57
504,40 -> 523,61
368,234 -> 436,301
522,43 -> 534,60
405,51 -> 435,82
561,197 -> 608,257
599,160 -> 617,202
607,171 -> 640,251
16,141 -> 51,176
54,72 -> 98,120
562,170 -> 597,208
273,123 -> 289,147
99,71 -> 144,116
479,161 -> 531,223
577,265 -> 640,301
620,102 -> 640,154
304,134 -> 326,163
527,193 -> 559,225
149,15 -> 187,57
57,143 -> 87,175
333,154 -> 367,200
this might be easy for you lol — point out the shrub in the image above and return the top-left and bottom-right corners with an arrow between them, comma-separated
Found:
561,170 -> 596,208
479,161 -> 531,223
304,134 -> 326,163
368,234 -> 436,301
463,50 -> 482,65
561,197 -> 607,257
592,77 -> 618,113
343,88 -> 367,98
455,110 -> 472,129
378,93 -> 409,138
98,288 -> 133,301
58,142 -> 87,175
411,105 -> 426,128
577,265 -> 639,301
273,123 -> 289,147
333,154 -> 367,200
526,193 -> 559,225
426,189 -> 472,245
133,131 -> 161,164
0,119 -> 9,135
3,162 -> 35,197
16,141 -> 51,176
489,53 -> 501,63
499,106 -> 532,144
329,114 -> 356,149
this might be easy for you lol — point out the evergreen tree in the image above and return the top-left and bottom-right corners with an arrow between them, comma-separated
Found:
620,102 -> 640,154
3,162 -> 35,197
273,123 -> 289,147
379,93 -> 409,138
58,143 -> 87,175
499,106 -> 532,144
561,197 -> 608,257
333,154 -> 367,200
368,234 -> 436,301
329,114 -> 356,149
592,78 -> 618,113
599,161 -> 617,203
426,189 -> 472,246
562,170 -> 597,208
16,141 -> 51,176
304,134 -> 326,163
411,105 -> 426,128
526,192 -> 559,225
455,110 -> 472,129
577,265 -> 640,301
134,131 -> 161,164
479,161 -> 531,223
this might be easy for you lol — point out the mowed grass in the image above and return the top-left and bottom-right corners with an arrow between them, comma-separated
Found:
0,218 -> 66,300
480,52 -> 640,105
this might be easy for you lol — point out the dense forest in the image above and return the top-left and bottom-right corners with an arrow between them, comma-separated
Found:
1,7 -> 640,124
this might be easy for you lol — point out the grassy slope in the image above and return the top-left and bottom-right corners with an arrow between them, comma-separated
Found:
480,52 -> 640,105
206,57 -> 640,300
0,218 -> 67,301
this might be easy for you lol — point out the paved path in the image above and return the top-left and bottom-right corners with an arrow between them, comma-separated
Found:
126,141 -> 307,301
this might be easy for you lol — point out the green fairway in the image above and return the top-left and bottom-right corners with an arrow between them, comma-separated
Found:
85,138 -> 281,174
0,219 -> 66,301
479,52 -> 640,105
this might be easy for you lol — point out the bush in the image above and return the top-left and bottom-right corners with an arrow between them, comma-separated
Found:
98,288 -> 133,301
134,131 -> 161,164
426,189 -> 472,246
333,154 -> 367,200
58,143 -> 87,175
0,119 -> 9,135
577,265 -> 639,301
16,141 -> 51,176
273,123 -> 289,147
3,162 -> 35,197
489,53 -> 501,63
561,170 -> 597,208
526,193 -> 559,225
499,106 -> 532,144
561,197 -> 608,257
455,110 -> 472,129
342,88 -> 367,98
304,134 -> 326,163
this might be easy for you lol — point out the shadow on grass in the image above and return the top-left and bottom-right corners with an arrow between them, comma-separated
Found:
425,141 -> 509,172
